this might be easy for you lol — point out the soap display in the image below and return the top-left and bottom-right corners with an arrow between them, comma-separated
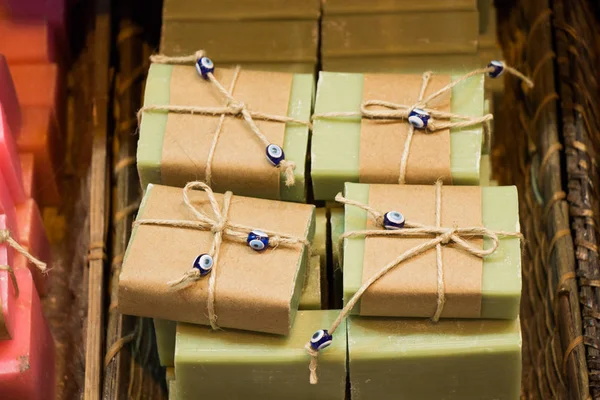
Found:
119,183 -> 315,335
311,71 -> 485,200
175,310 -> 346,399
342,182 -> 521,319
138,61 -> 313,202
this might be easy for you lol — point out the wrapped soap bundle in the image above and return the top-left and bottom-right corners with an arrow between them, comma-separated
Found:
160,0 -> 320,73
137,51 -> 313,202
303,181 -> 524,399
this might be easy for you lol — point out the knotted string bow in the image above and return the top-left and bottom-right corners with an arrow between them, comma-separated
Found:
305,180 -> 524,384
137,50 -> 312,188
0,229 -> 48,296
133,181 -> 311,329
312,62 -> 533,184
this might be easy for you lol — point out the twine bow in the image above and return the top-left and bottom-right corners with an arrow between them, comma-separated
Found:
312,62 -> 533,184
0,229 -> 48,297
137,50 -> 312,188
305,180 -> 523,384
133,181 -> 311,330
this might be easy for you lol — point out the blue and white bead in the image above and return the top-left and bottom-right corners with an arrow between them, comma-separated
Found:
195,56 -> 215,79
247,230 -> 269,252
192,254 -> 213,276
487,60 -> 505,79
383,211 -> 405,230
266,144 -> 285,166
310,329 -> 333,351
408,108 -> 430,129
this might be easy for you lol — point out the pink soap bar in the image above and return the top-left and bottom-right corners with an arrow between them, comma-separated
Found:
0,20 -> 57,64
14,199 -> 50,296
0,268 -> 55,400
1,0 -> 66,50
0,105 -> 26,204
19,153 -> 37,203
0,172 -> 19,237
0,215 -> 16,340
0,55 -> 21,136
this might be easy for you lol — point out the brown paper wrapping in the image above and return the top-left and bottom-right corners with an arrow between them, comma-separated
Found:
360,184 -> 483,318
161,66 -> 294,199
359,73 -> 453,184
119,184 -> 314,335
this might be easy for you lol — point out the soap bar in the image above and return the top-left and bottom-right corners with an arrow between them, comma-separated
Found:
323,0 -> 476,14
119,184 -> 315,335
175,310 -> 346,399
314,208 -> 328,306
162,0 -> 320,20
0,20 -> 57,64
0,216 -> 16,339
1,0 -> 66,47
311,71 -> 484,200
0,268 -> 55,400
348,316 -> 521,399
138,64 -> 313,202
154,254 -> 323,368
330,207 -> 344,309
343,183 -> 521,319
321,12 -> 479,58
16,107 -> 61,206
0,55 -> 21,136
0,106 -> 26,204
14,199 -> 51,296
160,20 -> 318,63
0,172 -> 19,236
19,154 -> 37,201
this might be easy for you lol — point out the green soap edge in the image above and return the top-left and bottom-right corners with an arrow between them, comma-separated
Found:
154,318 -> 177,367
343,183 -> 521,319
137,64 -> 172,190
312,72 -> 483,200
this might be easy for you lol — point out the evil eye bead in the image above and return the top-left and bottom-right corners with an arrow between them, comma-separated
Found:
247,230 -> 269,252
195,56 -> 215,79
310,329 -> 333,351
408,108 -> 430,129
487,60 -> 505,79
266,144 -> 285,166
383,211 -> 405,230
192,254 -> 213,276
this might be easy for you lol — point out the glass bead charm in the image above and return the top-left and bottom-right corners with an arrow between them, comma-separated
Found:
192,254 -> 213,276
247,230 -> 269,252
310,329 -> 333,351
196,56 -> 215,79
408,108 -> 430,129
383,211 -> 405,230
266,144 -> 285,166
487,60 -> 505,79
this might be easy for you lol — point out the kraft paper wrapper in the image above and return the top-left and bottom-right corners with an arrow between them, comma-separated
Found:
119,184 -> 315,335
359,73 -> 453,185
161,66 -> 293,200
360,184 -> 483,318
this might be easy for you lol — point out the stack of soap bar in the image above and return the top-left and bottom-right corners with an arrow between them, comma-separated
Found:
0,268 -> 55,400
0,20 -> 57,64
348,316 -> 521,399
175,310 -> 346,399
0,216 -> 16,340
321,1 -> 479,72
343,183 -> 521,319
311,71 -> 484,200
160,0 -> 320,73
138,65 -> 313,202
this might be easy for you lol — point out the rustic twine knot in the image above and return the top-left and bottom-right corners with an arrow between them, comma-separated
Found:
133,181 -> 311,330
305,180 -> 524,384
0,229 -> 48,297
139,50 -> 313,189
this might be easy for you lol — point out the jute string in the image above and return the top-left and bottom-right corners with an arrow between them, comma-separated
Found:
305,180 -> 524,384
312,62 -> 534,184
137,50 -> 312,187
133,181 -> 310,330
0,229 -> 48,296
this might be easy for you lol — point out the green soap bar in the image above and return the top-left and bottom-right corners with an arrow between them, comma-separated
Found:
138,65 -> 314,202
311,71 -> 484,200
314,208 -> 329,306
175,311 -> 346,399
168,381 -> 177,399
323,54 -> 483,74
299,256 -> 322,310
161,20 -> 318,63
480,155 -> 497,186
323,0 -> 476,14
343,183 -> 521,319
322,12 -> 479,58
482,97 -> 492,154
163,0 -> 320,20
154,318 -> 177,367
348,317 -> 522,399
330,208 -> 345,309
